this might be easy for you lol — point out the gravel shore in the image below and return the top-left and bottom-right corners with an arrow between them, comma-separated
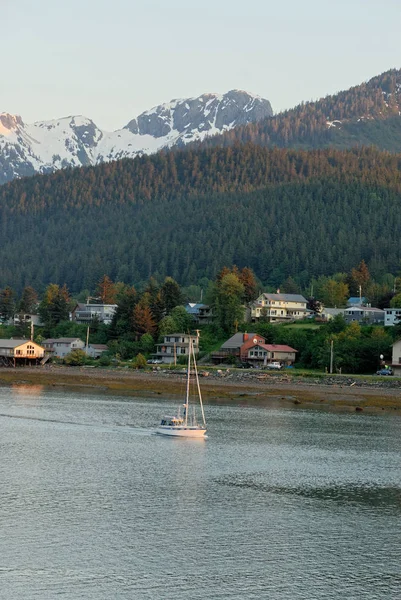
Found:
1,365 -> 401,413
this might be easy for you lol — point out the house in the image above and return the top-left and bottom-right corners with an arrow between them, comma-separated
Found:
154,333 -> 199,364
315,308 -> 346,322
245,343 -> 298,366
13,313 -> 43,326
384,308 -> 401,327
211,332 -> 266,364
70,303 -> 117,325
250,293 -> 308,322
391,340 -> 401,375
344,306 -> 384,325
0,339 -> 45,366
184,303 -> 213,324
85,344 -> 108,359
42,337 -> 85,358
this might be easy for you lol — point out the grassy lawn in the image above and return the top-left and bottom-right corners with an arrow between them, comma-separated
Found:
280,322 -> 321,330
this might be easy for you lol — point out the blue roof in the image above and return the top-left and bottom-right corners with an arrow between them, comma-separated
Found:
185,303 -> 208,314
347,297 -> 367,305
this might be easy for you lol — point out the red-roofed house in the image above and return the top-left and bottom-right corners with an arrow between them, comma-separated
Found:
245,343 -> 298,367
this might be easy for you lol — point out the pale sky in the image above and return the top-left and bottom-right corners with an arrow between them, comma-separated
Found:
2,0 -> 400,130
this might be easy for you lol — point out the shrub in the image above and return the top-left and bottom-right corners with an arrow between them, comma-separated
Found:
131,353 -> 147,369
64,349 -> 87,366
98,354 -> 112,366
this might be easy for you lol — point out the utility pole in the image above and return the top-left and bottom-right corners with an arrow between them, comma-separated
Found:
30,321 -> 34,342
359,284 -> 362,304
174,343 -> 176,366
86,326 -> 90,354
329,339 -> 334,374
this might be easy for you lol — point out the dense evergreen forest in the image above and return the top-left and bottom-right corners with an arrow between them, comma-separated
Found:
1,143 -> 401,293
195,69 -> 401,152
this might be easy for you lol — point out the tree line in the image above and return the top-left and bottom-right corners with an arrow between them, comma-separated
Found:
1,144 -> 401,293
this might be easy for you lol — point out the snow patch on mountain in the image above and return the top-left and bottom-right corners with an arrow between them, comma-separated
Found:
0,90 -> 273,184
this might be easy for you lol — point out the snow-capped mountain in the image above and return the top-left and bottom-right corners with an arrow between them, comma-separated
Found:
0,90 -> 273,184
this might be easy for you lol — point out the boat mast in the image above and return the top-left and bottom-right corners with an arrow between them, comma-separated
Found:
184,337 -> 191,426
192,337 -> 206,427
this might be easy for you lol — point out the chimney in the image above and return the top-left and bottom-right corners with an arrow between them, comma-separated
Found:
276,288 -> 280,294
243,333 -> 249,341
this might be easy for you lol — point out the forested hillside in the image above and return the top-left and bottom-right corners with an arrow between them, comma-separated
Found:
195,69 -> 401,152
1,144 -> 401,292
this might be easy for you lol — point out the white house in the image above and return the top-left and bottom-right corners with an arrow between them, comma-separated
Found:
391,339 -> 401,375
154,333 -> 199,364
316,308 -> 346,322
71,303 -> 117,325
42,337 -> 85,358
250,293 -> 308,322
384,308 -> 401,327
85,344 -> 108,358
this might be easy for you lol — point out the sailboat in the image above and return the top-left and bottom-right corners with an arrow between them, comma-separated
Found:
156,338 -> 207,438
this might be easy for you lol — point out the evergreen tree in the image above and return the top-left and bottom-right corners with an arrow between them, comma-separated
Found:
96,275 -> 117,304
0,287 -> 16,320
214,273 -> 245,334
160,277 -> 183,315
39,284 -> 71,329
132,303 -> 156,339
239,267 -> 258,303
18,286 -> 39,314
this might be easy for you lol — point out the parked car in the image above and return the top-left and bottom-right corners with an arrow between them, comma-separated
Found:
266,361 -> 283,370
147,359 -> 162,364
237,362 -> 254,369
375,368 -> 393,376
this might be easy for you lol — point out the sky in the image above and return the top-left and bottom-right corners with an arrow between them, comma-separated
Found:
2,0 -> 400,130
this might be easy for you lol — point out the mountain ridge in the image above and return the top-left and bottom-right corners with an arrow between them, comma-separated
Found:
0,90 -> 273,185
195,68 -> 401,152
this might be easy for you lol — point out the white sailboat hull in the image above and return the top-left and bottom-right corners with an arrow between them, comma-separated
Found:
156,426 -> 207,438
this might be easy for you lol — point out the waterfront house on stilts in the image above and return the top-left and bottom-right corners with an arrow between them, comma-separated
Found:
0,339 -> 45,367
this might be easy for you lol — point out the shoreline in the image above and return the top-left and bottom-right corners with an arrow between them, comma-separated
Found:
1,366 -> 401,414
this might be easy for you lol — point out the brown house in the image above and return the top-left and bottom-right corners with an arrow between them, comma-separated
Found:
211,332 -> 266,364
245,343 -> 298,366
0,339 -> 45,366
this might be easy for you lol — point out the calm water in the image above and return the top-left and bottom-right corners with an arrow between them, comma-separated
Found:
0,384 -> 400,599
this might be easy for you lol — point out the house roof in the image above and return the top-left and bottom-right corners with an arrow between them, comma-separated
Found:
185,303 -> 209,314
89,344 -> 108,350
347,297 -> 367,305
73,303 -> 117,310
261,293 -> 307,303
164,333 -> 198,337
53,337 -> 83,343
221,333 -> 262,349
322,308 -> 345,315
252,343 -> 298,353
344,306 -> 384,313
0,339 -> 43,349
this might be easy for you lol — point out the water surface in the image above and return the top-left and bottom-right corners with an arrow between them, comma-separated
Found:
1,385 -> 400,599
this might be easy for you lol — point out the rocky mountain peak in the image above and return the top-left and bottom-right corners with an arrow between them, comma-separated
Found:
0,113 -> 24,134
0,90 -> 273,184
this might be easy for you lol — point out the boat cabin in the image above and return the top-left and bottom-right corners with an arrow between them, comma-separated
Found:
160,416 -> 184,427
